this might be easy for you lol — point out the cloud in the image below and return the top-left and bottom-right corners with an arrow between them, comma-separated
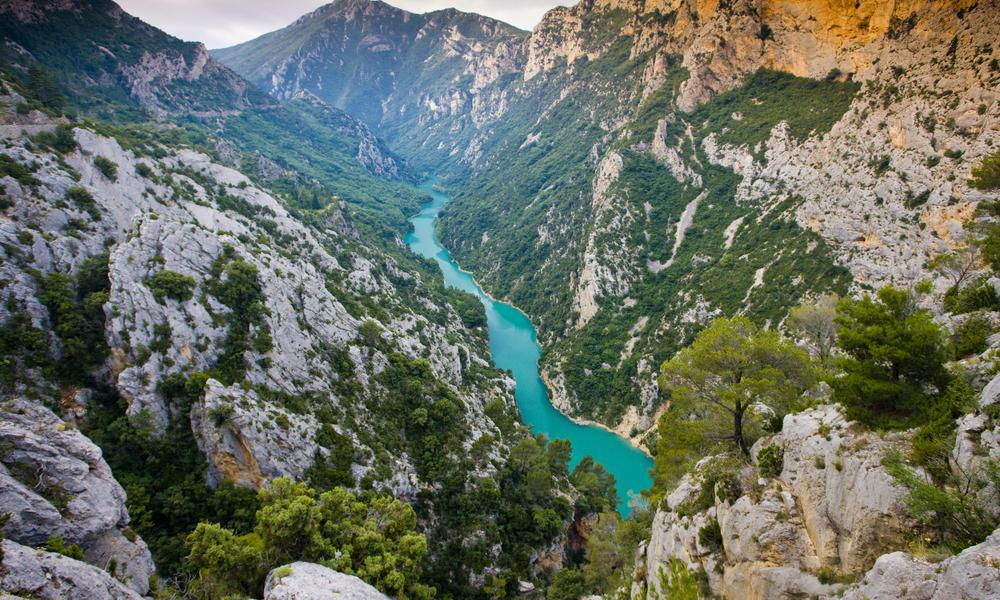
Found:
117,0 -> 567,48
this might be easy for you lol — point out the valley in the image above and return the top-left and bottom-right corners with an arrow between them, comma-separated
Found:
405,180 -> 654,515
1,0 -> 1000,599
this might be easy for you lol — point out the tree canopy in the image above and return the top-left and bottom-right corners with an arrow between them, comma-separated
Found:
186,478 -> 434,600
658,316 -> 815,460
832,286 -> 950,427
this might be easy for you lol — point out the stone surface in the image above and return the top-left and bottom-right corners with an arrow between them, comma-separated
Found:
0,400 -> 153,595
0,540 -> 142,600
843,528 -> 1000,600
640,405 -> 912,599
263,562 -> 389,600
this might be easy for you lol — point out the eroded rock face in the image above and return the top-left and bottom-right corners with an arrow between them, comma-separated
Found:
263,562 -> 389,600
0,400 -> 153,595
843,528 -> 1000,600
0,90 -> 513,497
639,405 -> 912,599
0,540 -> 142,600
191,380 -> 320,489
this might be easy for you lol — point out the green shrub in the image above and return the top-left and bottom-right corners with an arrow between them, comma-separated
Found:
654,559 -> 700,600
65,186 -> 98,218
43,535 -> 84,560
943,279 -> 1000,314
970,149 -> 1000,190
951,313 -> 993,359
698,517 -> 723,552
757,443 -> 784,478
886,454 -> 1000,552
146,270 -> 196,303
93,156 -> 118,181
32,124 -> 77,154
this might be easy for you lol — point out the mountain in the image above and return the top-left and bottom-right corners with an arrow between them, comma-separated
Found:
219,0 -> 1000,441
0,1 -> 615,597
213,0 -> 528,172
0,0 -> 268,117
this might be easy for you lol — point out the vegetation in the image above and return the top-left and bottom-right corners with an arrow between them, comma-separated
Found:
659,317 -> 815,457
887,454 -> 1000,553
93,155 -> 118,181
146,270 -> 196,303
187,478 -> 434,599
832,286 -> 950,428
787,294 -> 839,361
969,149 -> 1000,190
207,247 -> 271,385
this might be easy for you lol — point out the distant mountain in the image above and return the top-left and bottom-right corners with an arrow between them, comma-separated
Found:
0,0 -> 269,117
214,0 -> 527,171
215,0 -> 1000,442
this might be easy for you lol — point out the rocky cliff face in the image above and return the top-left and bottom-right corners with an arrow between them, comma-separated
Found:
217,0 -> 1000,437
634,381 -> 1000,599
213,0 -> 528,171
0,0 -> 263,116
0,101 -> 511,496
1,399 -> 154,595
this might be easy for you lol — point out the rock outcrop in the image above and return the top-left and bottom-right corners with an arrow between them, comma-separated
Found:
842,528 -> 1000,600
0,0 -> 260,115
0,400 -> 154,595
263,562 -> 389,600
0,540 -> 142,600
637,405 -> 914,599
0,84 -> 513,497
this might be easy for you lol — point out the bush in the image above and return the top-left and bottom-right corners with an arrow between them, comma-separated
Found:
93,155 -> 118,181
970,149 -> 1000,190
943,279 -> 1000,314
951,313 -> 993,359
655,559 -> 701,600
698,517 -> 723,552
43,535 -> 84,560
65,186 -> 98,218
886,454 -> 1000,552
757,443 -> 784,478
146,270 -> 196,303
547,568 -> 588,600
187,478 -> 434,599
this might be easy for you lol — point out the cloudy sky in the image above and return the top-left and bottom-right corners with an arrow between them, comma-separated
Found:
118,1 -> 568,49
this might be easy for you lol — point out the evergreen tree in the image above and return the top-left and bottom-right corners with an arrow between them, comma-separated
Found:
832,286 -> 950,427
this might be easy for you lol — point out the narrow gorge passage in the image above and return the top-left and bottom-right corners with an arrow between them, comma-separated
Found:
405,181 -> 654,515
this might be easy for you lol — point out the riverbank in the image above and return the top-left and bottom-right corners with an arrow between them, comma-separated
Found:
405,180 -> 653,515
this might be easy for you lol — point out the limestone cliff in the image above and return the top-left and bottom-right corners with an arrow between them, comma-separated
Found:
634,380 -> 1000,599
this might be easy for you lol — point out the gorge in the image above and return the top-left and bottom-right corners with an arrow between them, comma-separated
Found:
405,181 -> 654,515
1,0 -> 1000,599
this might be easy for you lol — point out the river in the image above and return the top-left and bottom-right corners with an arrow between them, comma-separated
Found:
404,182 -> 654,516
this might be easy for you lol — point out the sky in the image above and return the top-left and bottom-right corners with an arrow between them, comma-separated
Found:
117,0 -> 568,49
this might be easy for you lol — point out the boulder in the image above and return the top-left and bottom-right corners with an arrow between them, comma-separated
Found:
843,527 -> 1000,600
0,399 -> 154,595
263,562 -> 388,600
0,540 -> 142,600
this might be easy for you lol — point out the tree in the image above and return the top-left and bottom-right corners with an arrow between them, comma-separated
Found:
659,317 -> 815,457
787,293 -> 839,361
832,286 -> 950,426
188,478 -> 434,600
27,63 -> 65,114
969,149 -> 1000,191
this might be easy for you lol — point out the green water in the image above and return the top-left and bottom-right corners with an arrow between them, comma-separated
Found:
404,182 -> 653,515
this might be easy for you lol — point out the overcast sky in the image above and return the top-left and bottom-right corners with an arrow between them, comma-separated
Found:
117,1 -> 568,49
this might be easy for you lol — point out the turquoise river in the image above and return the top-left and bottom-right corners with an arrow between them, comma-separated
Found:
405,182 -> 654,515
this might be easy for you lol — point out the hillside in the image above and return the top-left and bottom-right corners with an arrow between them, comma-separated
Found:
0,1 -> 619,597
4,0 -> 1000,599
213,0 -> 528,172
218,0 -> 1000,442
